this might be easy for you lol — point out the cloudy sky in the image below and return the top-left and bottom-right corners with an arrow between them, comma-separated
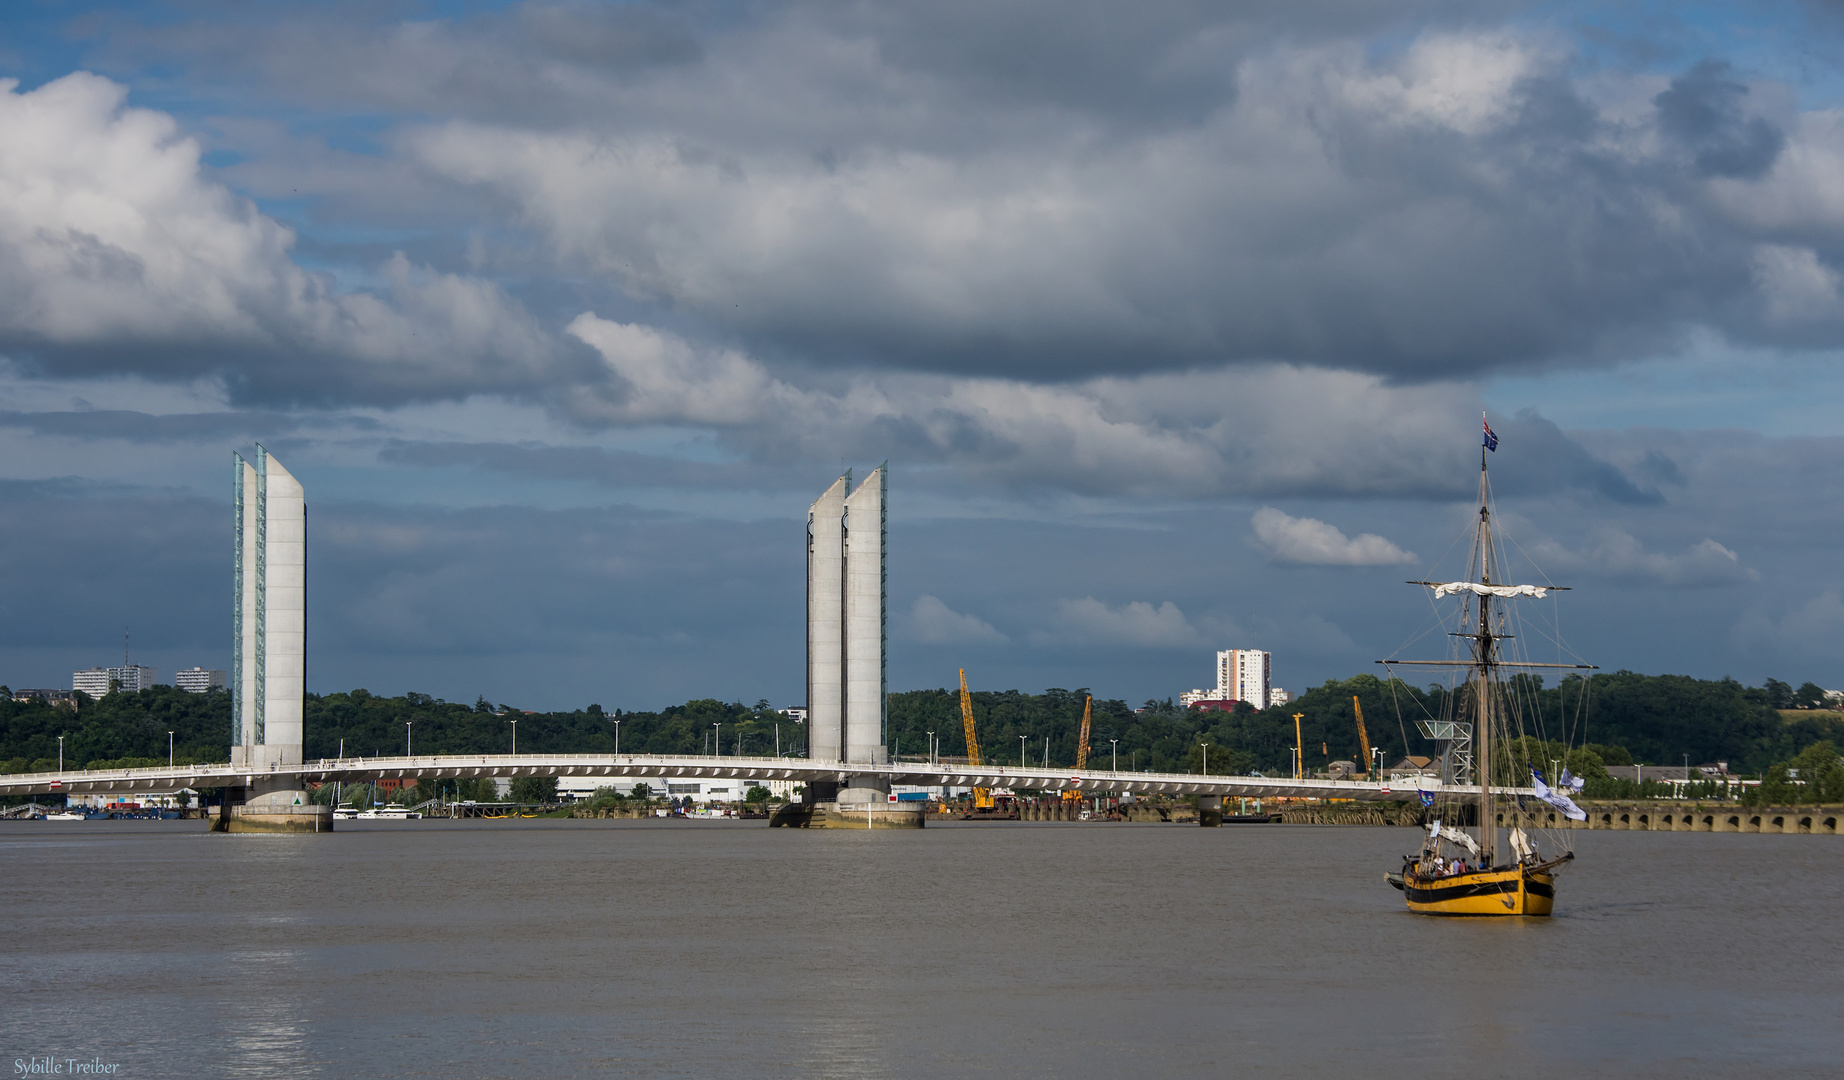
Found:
3,0 -> 1843,710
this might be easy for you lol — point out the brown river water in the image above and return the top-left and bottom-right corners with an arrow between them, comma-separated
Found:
2,819 -> 1838,1079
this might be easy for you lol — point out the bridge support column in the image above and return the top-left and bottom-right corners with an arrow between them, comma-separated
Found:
1198,794 -> 1223,827
228,786 -> 333,833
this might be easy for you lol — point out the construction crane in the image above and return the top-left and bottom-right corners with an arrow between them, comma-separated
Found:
1352,695 -> 1374,779
1062,695 -> 1092,802
960,669 -> 993,810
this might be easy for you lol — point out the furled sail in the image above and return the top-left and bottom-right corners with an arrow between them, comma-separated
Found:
1426,581 -> 1549,599
1428,821 -> 1481,855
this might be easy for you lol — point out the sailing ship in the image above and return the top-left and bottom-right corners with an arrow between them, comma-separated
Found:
1383,420 -> 1595,916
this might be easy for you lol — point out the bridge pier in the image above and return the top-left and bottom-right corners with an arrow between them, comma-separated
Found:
227,785 -> 332,833
770,800 -> 924,828
1198,794 -> 1223,827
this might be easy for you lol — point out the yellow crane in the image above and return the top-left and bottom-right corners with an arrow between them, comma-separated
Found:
1352,695 -> 1374,779
1062,695 -> 1092,802
1292,712 -> 1305,779
960,669 -> 993,810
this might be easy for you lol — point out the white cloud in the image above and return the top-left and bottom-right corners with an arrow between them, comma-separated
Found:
563,312 -> 1483,497
908,595 -> 1006,644
1041,597 -> 1202,647
1751,244 -> 1843,326
0,73 -> 557,401
1344,32 -> 1547,136
1526,529 -> 1756,586
1250,507 -> 1417,565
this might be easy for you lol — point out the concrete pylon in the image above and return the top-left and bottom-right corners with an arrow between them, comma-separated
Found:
806,472 -> 849,773
840,465 -> 889,805
226,446 -> 326,832
803,465 -> 896,811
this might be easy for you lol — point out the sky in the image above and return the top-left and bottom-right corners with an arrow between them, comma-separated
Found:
3,0 -> 1844,711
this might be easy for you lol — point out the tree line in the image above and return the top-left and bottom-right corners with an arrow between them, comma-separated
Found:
3,672 -> 1841,798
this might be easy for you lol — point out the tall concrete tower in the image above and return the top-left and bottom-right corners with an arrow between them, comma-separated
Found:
806,471 -> 850,766
232,445 -> 306,772
843,465 -> 886,771
805,464 -> 887,806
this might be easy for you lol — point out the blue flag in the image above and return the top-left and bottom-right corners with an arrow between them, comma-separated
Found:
1483,419 -> 1498,452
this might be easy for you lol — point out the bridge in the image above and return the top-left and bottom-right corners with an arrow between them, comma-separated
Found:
6,451 -> 1537,829
0,752 -> 1509,806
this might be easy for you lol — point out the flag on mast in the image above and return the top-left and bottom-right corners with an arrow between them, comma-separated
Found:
1483,417 -> 1498,452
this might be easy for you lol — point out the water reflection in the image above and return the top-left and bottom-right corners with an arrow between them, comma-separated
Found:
219,949 -> 311,1079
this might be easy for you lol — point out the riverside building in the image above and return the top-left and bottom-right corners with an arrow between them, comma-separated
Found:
73,665 -> 157,695
174,667 -> 227,693
1179,649 -> 1275,711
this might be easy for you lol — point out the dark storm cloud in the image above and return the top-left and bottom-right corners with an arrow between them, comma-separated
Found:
6,1 -> 1838,418
0,480 -> 223,652
1488,411 -> 1664,505
1655,60 -> 1787,180
0,408 -> 376,443
377,439 -> 802,492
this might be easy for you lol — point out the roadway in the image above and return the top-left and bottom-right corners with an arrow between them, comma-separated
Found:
0,753 -> 1533,802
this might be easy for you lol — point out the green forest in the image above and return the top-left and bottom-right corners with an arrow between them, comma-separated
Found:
2,671 -> 1841,787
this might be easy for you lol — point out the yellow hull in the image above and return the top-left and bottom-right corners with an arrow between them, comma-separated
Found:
1402,863 -> 1555,917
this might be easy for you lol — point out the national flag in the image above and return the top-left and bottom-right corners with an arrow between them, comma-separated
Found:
1531,769 -> 1586,821
1483,418 -> 1498,452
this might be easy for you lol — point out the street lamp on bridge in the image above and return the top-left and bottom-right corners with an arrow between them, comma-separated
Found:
509,718 -> 517,754
613,719 -> 621,754
58,735 -> 64,773
168,731 -> 174,769
1110,739 -> 1118,773
1019,735 -> 1027,768
406,720 -> 413,757
713,722 -> 721,757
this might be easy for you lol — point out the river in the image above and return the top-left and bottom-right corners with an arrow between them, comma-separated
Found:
2,819 -> 1838,1078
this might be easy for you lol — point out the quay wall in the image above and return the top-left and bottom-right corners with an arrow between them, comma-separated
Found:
1016,798 -> 1841,833
1508,803 -> 1840,834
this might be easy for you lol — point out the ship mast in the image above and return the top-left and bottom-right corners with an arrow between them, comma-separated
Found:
1473,444 -> 1495,865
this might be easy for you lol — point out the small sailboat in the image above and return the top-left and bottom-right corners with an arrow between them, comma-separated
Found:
1381,420 -> 1595,916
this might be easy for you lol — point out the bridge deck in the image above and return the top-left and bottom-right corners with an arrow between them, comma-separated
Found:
0,754 -> 1526,802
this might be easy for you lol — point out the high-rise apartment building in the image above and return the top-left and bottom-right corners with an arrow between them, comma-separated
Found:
1215,649 -> 1272,711
174,667 -> 227,693
72,665 -> 157,696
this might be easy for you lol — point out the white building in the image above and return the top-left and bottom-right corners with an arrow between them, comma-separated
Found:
553,775 -> 801,803
69,788 -> 197,810
73,665 -> 157,696
174,667 -> 226,693
1271,688 -> 1291,706
1216,650 -> 1272,711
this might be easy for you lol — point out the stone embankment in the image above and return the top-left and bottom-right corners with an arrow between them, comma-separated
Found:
1504,803 -> 1839,834
1015,800 -> 1196,823
1279,803 -> 1428,826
